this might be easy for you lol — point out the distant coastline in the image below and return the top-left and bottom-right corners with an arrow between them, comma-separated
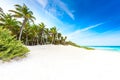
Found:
89,46 -> 120,52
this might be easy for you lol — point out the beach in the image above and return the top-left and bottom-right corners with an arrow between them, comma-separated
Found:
0,45 -> 120,80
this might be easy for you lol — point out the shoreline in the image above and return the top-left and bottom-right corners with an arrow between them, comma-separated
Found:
0,45 -> 120,80
89,46 -> 120,52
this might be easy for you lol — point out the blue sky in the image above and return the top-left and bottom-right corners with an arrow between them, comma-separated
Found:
0,0 -> 120,46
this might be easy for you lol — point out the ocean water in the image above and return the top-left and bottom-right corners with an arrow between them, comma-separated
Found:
89,46 -> 120,52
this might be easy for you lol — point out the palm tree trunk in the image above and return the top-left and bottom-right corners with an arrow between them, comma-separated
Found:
37,39 -> 39,45
40,36 -> 42,45
40,31 -> 43,45
19,18 -> 27,40
25,35 -> 28,45
52,34 -> 56,44
51,35 -> 54,44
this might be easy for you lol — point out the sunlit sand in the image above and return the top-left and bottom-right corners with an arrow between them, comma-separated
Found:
0,45 -> 120,80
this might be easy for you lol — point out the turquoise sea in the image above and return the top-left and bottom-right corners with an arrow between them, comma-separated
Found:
89,46 -> 120,52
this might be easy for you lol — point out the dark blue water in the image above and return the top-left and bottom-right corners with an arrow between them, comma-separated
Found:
89,46 -> 120,52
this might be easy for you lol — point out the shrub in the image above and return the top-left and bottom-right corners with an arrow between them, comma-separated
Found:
65,41 -> 94,50
0,27 -> 29,61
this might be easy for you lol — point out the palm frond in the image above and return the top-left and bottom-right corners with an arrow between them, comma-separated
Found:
9,10 -> 23,18
14,4 -> 22,8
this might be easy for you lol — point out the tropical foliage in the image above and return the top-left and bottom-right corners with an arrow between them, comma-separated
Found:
9,4 -> 36,40
0,27 -> 29,61
0,4 -> 93,61
0,4 -> 69,61
0,4 -> 68,46
66,41 -> 94,50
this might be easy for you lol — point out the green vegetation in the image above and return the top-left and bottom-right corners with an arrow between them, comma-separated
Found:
0,27 -> 29,61
0,4 -> 68,46
0,4 -> 94,61
0,4 -> 69,61
65,41 -> 94,50
9,4 -> 36,40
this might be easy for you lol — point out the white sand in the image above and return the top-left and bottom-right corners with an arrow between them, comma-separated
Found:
0,45 -> 120,80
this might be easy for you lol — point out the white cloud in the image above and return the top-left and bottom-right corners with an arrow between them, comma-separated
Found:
57,0 -> 75,20
67,23 -> 120,46
48,7 -> 58,17
37,0 -> 48,8
67,23 -> 103,38
36,0 -> 74,20
67,30 -> 120,46
38,0 -> 75,20
80,31 -> 120,46
0,0 -> 63,29
0,0 -> 15,12
79,23 -> 103,32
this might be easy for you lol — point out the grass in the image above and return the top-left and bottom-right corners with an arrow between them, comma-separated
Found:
66,41 -> 94,50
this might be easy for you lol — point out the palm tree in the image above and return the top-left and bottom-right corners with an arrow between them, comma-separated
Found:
50,26 -> 57,44
58,33 -> 61,40
22,22 -> 31,45
9,4 -> 35,40
0,8 -> 6,25
0,13 -> 20,38
30,24 -> 39,45
63,36 -> 67,44
0,7 -> 4,14
39,22 -> 46,45
44,28 -> 50,44
57,33 -> 62,44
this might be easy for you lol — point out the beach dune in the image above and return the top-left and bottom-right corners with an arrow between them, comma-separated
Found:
0,45 -> 120,80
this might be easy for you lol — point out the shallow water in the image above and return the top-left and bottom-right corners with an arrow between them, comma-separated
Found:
90,46 -> 120,52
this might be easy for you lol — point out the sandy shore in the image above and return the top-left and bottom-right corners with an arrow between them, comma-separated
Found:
0,45 -> 120,80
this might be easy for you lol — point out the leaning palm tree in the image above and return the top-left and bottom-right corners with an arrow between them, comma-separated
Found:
9,4 -> 35,40
0,13 -> 20,38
